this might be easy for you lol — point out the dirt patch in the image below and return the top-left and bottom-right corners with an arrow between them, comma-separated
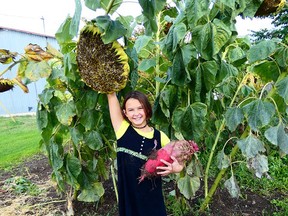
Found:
0,154 -> 281,215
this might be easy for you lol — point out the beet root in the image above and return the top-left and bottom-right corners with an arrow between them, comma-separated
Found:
138,140 -> 199,182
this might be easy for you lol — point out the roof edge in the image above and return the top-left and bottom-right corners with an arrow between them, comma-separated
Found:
0,26 -> 56,39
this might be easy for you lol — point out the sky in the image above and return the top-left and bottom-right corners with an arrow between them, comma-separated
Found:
0,0 -> 273,37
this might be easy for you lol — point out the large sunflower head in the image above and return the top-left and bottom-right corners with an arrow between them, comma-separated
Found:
76,23 -> 130,93
255,0 -> 286,17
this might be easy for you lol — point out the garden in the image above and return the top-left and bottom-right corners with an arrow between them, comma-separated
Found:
1,0 -> 288,215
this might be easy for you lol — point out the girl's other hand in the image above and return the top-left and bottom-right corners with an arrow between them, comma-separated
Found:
156,156 -> 184,176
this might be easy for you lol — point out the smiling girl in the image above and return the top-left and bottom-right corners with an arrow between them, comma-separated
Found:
107,91 -> 183,216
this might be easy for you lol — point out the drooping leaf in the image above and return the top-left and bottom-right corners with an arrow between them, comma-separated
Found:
185,0 -> 210,28
38,88 -> 54,105
70,125 -> 84,146
201,60 -> 218,91
101,0 -> 122,14
70,0 -> 82,37
242,99 -> 275,131
170,49 -> 191,86
134,35 -> 153,53
80,110 -> 99,131
264,123 -> 288,155
37,106 -> 48,130
216,150 -> 230,169
193,19 -> 231,60
224,175 -> 240,198
218,61 -> 238,82
84,0 -> 101,10
66,154 -> 82,188
95,16 -> 127,43
49,141 -> 64,170
172,22 -> 187,52
138,58 -> 156,72
225,107 -> 244,132
249,61 -> 279,82
177,175 -> 201,199
247,40 -> 277,63
275,76 -> 288,104
274,46 -> 288,68
77,182 -> 105,202
172,102 -> 207,141
181,44 -> 197,66
247,154 -> 269,178
55,17 -> 74,44
84,130 -> 103,150
55,101 -> 76,126
237,134 -> 266,159
227,46 -> 246,66
25,61 -> 52,81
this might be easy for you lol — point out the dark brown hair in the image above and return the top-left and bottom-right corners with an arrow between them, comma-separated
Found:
121,91 -> 152,121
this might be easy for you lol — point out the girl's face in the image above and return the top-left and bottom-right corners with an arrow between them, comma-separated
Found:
124,98 -> 147,127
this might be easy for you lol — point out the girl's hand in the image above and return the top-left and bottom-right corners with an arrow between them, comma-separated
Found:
156,156 -> 184,176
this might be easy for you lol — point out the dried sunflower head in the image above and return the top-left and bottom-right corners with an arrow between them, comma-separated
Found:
76,23 -> 130,93
255,0 -> 286,17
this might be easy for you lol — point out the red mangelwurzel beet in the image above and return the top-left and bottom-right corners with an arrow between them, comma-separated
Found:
139,140 -> 199,182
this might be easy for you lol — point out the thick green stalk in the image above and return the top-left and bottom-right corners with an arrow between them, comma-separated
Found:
200,145 -> 239,211
203,73 -> 250,197
155,13 -> 161,97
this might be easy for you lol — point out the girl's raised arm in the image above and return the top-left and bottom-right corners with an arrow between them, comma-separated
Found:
107,92 -> 124,132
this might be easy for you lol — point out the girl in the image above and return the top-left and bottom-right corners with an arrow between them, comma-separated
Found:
107,91 -> 183,216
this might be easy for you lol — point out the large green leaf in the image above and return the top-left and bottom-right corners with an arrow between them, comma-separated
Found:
66,154 -> 82,188
224,176 -> 240,198
170,49 -> 191,86
193,19 -> 231,60
25,61 -> 52,81
185,0 -> 210,28
218,61 -> 238,82
249,61 -> 279,82
77,182 -> 105,202
242,99 -> 275,131
37,107 -> 48,130
264,123 -> 288,155
247,154 -> 269,178
80,110 -> 99,131
225,107 -> 244,132
201,60 -> 218,91
55,101 -> 76,126
84,130 -> 103,150
134,35 -> 153,53
172,102 -> 207,141
95,15 -> 127,44
237,135 -> 266,159
138,58 -> 156,72
84,0 -> 101,10
55,17 -> 74,44
247,40 -> 277,63
70,125 -> 84,146
181,44 -> 197,66
275,76 -> 288,104
172,22 -> 187,52
101,0 -> 122,14
227,46 -> 246,66
274,46 -> 288,68
70,0 -> 82,37
38,88 -> 54,105
177,175 -> 201,199
216,150 -> 230,169
49,140 -> 64,170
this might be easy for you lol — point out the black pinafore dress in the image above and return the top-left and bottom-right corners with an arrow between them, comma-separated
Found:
116,125 -> 167,216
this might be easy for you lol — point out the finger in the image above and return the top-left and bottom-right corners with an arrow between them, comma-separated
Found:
160,159 -> 171,166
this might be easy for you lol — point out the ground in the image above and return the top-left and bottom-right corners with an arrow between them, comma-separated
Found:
0,154 -> 279,216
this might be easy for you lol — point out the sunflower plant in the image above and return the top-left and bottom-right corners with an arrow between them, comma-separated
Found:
10,0 -> 288,214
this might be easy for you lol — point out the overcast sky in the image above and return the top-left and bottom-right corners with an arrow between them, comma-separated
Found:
0,0 -> 273,37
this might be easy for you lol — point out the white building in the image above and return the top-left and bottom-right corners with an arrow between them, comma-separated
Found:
0,27 -> 58,116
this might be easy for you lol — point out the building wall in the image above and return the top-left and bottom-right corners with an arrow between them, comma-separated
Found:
0,28 -> 58,116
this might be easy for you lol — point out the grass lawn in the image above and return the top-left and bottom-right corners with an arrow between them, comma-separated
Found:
0,115 -> 42,169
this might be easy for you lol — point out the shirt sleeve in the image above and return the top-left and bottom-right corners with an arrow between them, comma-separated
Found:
115,120 -> 129,139
160,131 -> 170,147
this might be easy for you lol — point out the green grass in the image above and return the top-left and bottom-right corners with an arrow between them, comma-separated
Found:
0,115 -> 41,169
